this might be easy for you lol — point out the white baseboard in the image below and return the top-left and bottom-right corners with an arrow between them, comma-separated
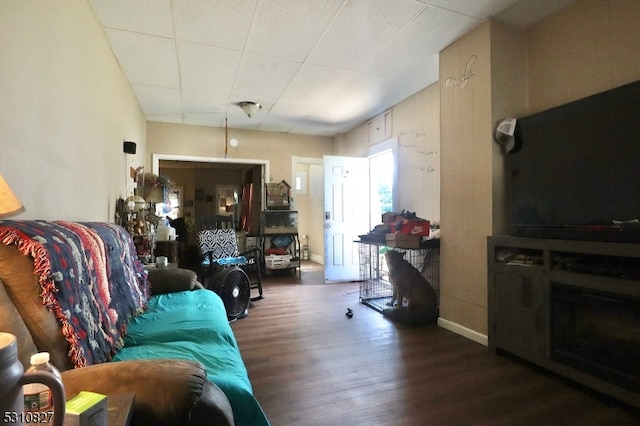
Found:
309,253 -> 323,264
437,317 -> 488,346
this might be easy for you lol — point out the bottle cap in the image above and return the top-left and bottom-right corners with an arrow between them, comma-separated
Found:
30,352 -> 50,365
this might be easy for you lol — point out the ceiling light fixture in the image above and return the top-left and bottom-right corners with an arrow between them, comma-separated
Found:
238,101 -> 262,118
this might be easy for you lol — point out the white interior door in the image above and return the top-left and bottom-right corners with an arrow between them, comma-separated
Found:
324,155 -> 369,282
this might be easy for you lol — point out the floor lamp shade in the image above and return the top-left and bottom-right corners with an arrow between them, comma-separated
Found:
0,173 -> 24,218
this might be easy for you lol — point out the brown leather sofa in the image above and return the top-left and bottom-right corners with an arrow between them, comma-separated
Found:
0,242 -> 235,426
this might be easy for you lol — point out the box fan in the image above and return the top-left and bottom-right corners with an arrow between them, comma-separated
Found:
208,267 -> 251,321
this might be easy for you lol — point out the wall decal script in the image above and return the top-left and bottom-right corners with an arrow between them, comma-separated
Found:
444,55 -> 476,89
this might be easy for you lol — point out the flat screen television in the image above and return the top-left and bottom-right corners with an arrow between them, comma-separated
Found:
508,79 -> 640,236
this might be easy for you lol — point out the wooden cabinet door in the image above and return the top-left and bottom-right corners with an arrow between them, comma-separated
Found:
492,271 -> 545,362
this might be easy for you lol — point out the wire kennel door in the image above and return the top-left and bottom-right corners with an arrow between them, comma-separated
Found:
357,241 -> 440,314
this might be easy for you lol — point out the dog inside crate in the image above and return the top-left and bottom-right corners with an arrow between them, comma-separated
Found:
358,244 -> 439,326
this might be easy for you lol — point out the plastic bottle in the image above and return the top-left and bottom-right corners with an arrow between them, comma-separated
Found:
23,352 -> 62,423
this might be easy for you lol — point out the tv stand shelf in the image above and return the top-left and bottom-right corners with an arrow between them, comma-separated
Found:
488,236 -> 640,409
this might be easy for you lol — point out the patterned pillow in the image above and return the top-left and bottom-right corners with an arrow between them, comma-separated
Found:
198,229 -> 239,259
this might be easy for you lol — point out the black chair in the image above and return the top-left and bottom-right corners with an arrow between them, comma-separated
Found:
196,217 -> 264,301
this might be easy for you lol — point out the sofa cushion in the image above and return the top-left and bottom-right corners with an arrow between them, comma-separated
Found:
147,267 -> 203,294
113,289 -> 270,426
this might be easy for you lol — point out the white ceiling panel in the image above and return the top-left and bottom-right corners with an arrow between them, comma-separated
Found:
132,85 -> 182,115
233,53 -> 301,102
105,29 -> 179,88
279,64 -> 352,104
245,0 -> 344,62
177,41 -> 242,94
359,5 -> 477,79
88,0 -> 174,37
172,0 -> 257,50
89,0 -> 577,136
181,90 -> 229,114
312,72 -> 398,123
306,0 -> 427,70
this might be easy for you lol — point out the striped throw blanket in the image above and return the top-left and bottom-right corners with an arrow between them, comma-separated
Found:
0,220 -> 150,367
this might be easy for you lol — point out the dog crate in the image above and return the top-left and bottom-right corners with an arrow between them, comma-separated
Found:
356,240 -> 440,315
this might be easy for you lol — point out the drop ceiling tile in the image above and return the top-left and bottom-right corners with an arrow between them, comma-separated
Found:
255,120 -> 293,133
290,120 -> 352,136
233,53 -> 301,103
177,41 -> 242,93
401,54 -> 440,86
172,0 -> 256,49
181,90 -> 229,114
359,5 -> 477,79
311,72 -> 398,123
105,29 -> 179,88
132,85 -> 182,116
89,0 -> 174,37
270,101 -> 314,119
245,0 -> 343,62
305,0 -> 427,70
279,64 -> 352,104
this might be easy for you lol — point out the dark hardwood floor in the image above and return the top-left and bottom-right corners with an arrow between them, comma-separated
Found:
231,262 -> 640,425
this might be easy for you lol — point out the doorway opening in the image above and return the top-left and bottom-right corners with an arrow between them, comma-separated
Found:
368,137 -> 398,229
152,153 -> 268,238
369,149 -> 394,229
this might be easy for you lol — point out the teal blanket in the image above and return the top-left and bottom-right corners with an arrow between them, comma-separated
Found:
113,289 -> 269,426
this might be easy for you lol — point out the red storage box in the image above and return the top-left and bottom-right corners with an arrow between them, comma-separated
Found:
399,220 -> 430,236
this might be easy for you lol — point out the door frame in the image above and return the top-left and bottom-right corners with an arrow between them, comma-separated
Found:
152,153 -> 270,207
292,156 -> 324,264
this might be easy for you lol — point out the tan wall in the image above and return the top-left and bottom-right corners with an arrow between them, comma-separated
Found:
0,0 -> 146,221
439,22 -> 494,337
527,0 -> 640,112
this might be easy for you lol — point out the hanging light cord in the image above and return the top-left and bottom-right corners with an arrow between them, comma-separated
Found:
224,117 -> 229,158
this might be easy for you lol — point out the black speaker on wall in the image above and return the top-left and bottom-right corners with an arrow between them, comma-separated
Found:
123,141 -> 137,154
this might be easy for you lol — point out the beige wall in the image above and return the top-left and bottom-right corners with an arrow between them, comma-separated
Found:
439,22 -> 494,338
0,0 -> 146,221
527,0 -> 640,112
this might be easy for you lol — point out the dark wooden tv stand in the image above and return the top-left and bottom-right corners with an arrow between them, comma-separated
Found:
487,235 -> 640,408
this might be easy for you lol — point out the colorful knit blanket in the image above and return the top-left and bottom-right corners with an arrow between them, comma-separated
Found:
0,221 -> 150,367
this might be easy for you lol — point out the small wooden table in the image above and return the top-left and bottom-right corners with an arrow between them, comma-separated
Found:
108,393 -> 135,426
